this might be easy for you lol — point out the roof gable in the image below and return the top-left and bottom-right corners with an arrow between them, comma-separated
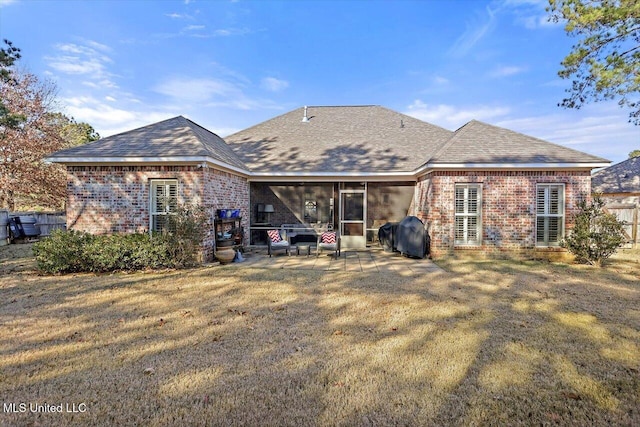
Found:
431,120 -> 609,165
224,106 -> 453,173
49,116 -> 247,170
592,157 -> 640,193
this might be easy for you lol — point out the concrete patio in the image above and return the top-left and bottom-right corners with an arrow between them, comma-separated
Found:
225,247 -> 444,275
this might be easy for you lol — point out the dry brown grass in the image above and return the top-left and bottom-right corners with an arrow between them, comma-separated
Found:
1,244 -> 639,426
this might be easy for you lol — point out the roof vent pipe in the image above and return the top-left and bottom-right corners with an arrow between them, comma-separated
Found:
302,106 -> 309,122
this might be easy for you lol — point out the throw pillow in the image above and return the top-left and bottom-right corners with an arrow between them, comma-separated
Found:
267,229 -> 281,243
321,232 -> 336,244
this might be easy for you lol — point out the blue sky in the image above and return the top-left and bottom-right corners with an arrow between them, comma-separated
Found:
1,0 -> 637,164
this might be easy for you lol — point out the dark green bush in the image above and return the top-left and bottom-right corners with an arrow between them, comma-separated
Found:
33,203 -> 209,274
33,229 -> 95,274
33,230 -> 175,274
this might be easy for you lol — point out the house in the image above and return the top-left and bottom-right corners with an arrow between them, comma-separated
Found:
48,105 -> 609,260
592,156 -> 640,246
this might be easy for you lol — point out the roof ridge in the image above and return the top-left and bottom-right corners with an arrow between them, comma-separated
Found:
425,120 -> 475,163
180,116 -> 249,169
182,115 -> 224,139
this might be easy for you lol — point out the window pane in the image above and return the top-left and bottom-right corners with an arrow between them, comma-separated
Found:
536,217 -> 546,244
536,188 -> 546,214
343,222 -> 363,236
467,216 -> 478,241
468,188 -> 478,214
455,217 -> 465,240
548,217 -> 561,243
455,188 -> 465,214
153,214 -> 167,232
342,193 -> 363,221
549,187 -> 560,214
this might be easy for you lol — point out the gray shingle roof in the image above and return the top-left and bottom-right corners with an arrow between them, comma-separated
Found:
592,157 -> 640,193
49,116 -> 247,170
431,120 -> 609,164
224,106 -> 454,173
49,108 -> 610,174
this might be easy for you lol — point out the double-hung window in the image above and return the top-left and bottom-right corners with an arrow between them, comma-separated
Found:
150,179 -> 178,233
455,184 -> 482,245
536,184 -> 564,246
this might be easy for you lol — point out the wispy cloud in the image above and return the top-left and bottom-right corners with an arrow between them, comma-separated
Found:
155,26 -> 251,39
518,14 -> 558,29
489,65 -> 527,78
0,0 -> 17,8
154,77 -> 241,103
261,77 -> 289,92
449,6 -> 497,57
495,0 -> 558,29
405,100 -> 510,130
61,95 -> 173,136
153,76 -> 283,111
45,41 -> 118,88
433,76 -> 450,86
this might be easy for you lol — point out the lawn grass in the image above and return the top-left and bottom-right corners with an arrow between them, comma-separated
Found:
1,244 -> 639,426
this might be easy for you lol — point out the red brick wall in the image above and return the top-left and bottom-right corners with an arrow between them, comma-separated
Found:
202,167 -> 250,245
66,165 -> 249,261
415,170 -> 592,256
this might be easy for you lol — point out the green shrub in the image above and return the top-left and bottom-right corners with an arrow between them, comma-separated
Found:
162,203 -> 209,268
33,203 -> 210,274
33,230 -> 175,274
33,229 -> 95,274
561,195 -> 626,267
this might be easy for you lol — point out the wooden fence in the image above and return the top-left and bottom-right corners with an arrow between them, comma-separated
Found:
1,210 -> 66,244
0,210 -> 8,246
605,204 -> 639,248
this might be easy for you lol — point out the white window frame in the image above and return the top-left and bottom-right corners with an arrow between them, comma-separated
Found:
536,183 -> 565,247
454,183 -> 482,246
150,179 -> 178,233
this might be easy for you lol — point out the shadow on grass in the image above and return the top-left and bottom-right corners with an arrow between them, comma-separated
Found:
0,248 -> 639,426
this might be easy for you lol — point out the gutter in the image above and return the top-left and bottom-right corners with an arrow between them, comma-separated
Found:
48,156 -> 611,181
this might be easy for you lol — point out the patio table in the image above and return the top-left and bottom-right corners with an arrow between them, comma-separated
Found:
296,244 -> 314,257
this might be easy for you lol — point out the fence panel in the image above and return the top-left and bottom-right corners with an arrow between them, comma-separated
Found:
32,212 -> 67,236
606,205 -> 638,248
0,210 -> 8,246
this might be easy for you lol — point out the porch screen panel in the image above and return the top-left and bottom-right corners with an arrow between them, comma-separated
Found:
536,184 -> 564,246
455,184 -> 481,245
150,179 -> 178,232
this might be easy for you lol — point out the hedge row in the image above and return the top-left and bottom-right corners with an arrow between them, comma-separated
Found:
33,230 -> 186,274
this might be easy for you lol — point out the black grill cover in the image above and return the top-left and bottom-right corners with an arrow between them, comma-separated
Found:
8,217 -> 25,240
378,222 -> 398,252
396,216 -> 429,259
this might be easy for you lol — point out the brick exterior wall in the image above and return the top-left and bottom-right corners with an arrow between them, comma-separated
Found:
66,165 -> 249,261
202,167 -> 250,248
415,170 -> 592,256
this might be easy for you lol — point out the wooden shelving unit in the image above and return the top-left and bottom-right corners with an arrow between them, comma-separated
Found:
214,216 -> 244,251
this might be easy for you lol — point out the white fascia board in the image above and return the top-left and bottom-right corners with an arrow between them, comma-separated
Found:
47,156 -> 250,177
248,170 -> 416,182
414,162 -> 611,175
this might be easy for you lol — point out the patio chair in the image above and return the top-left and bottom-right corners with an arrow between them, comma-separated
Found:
267,229 -> 290,257
317,231 -> 340,258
